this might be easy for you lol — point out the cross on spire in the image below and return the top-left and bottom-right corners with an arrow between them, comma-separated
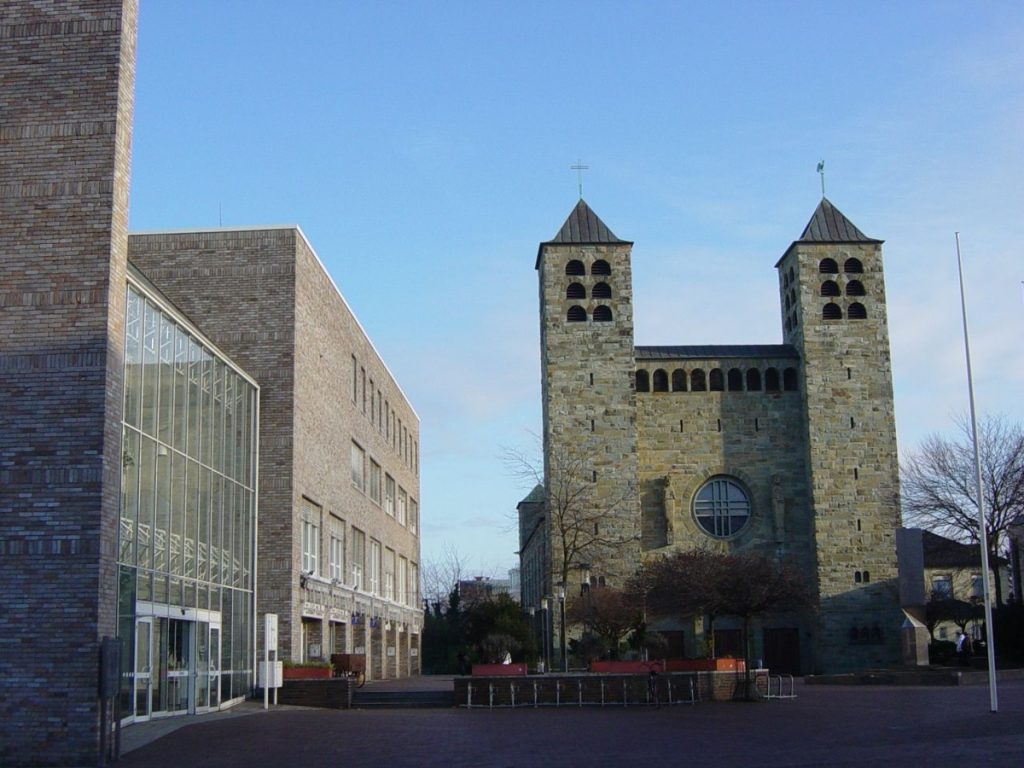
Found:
817,160 -> 826,198
570,159 -> 589,200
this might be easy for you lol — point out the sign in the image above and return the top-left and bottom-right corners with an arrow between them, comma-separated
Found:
387,646 -> 396,657
265,613 -> 278,652
258,661 -> 283,688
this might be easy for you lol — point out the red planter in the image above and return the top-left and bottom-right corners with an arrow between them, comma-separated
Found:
589,660 -> 664,674
283,666 -> 333,680
471,663 -> 528,676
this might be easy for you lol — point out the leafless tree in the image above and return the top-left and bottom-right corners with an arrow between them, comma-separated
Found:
902,415 -> 1024,605
566,586 -> 642,658
421,542 -> 469,613
503,436 -> 638,593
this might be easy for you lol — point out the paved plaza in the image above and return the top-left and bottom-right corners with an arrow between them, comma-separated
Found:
113,678 -> 1024,767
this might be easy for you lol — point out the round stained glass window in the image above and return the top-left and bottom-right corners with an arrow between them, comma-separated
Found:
692,477 -> 751,538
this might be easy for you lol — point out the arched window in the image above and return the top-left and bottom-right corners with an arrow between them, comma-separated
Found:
592,282 -> 612,299
567,305 -> 586,322
844,258 -> 863,274
846,280 -> 865,297
848,302 -> 867,319
591,260 -> 611,276
727,368 -> 743,391
592,305 -> 613,322
855,571 -> 862,584
709,368 -> 724,391
635,369 -> 650,392
746,368 -> 762,391
765,367 -> 780,392
863,570 -> 871,583
653,369 -> 669,392
671,369 -> 687,392
690,369 -> 706,392
566,260 -> 585,276
785,294 -> 791,310
822,302 -> 842,320
566,282 -> 586,299
819,258 -> 838,274
788,267 -> 795,285
783,367 -> 797,391
791,313 -> 799,329
820,280 -> 840,297
692,477 -> 751,538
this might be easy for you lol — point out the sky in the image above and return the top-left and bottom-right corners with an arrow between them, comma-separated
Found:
128,1 -> 1024,578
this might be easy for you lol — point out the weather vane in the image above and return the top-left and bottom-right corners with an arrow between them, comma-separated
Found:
817,160 -> 826,198
570,159 -> 589,200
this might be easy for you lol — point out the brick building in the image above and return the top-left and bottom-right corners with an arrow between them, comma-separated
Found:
0,2 -> 419,765
521,199 -> 904,675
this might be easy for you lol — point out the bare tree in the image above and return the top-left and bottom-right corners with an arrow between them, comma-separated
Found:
503,436 -> 638,592
902,415 -> 1024,605
566,586 -> 641,659
421,542 -> 468,613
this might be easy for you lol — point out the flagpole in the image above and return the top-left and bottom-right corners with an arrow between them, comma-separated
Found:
955,231 -> 998,713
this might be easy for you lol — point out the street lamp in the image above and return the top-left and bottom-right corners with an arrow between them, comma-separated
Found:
540,597 -> 550,673
557,584 -> 567,672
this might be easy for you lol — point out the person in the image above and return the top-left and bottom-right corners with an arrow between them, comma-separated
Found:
955,630 -> 968,666
647,666 -> 660,708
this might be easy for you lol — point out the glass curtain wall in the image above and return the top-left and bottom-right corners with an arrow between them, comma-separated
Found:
118,274 -> 258,722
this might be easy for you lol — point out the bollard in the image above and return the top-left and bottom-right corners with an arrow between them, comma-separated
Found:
578,679 -> 583,707
489,683 -> 494,709
600,678 -> 606,706
510,682 -> 516,708
467,683 -> 473,709
533,680 -> 538,708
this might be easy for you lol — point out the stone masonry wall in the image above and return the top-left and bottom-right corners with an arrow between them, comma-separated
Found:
781,241 -> 903,672
0,2 -> 136,765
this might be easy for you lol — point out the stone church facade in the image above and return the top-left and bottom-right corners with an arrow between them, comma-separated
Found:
524,198 -> 904,674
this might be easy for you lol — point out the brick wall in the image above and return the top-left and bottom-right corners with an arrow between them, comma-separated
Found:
0,2 -> 137,765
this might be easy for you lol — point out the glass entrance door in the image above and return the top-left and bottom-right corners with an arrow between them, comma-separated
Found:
134,617 -> 153,721
208,625 -> 221,709
165,618 -> 192,715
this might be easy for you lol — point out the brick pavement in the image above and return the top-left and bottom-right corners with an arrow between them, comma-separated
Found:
115,679 -> 1024,767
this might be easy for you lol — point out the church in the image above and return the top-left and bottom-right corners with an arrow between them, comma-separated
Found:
519,197 -> 904,674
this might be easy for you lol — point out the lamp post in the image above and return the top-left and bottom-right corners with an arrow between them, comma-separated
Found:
540,597 -> 550,673
557,584 -> 567,672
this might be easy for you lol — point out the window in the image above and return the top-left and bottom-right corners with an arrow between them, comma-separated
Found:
566,282 -> 586,299
566,260 -> 585,276
592,282 -> 611,299
931,574 -> 953,599
821,280 -> 840,297
370,380 -> 376,425
690,369 -> 706,391
709,368 -> 724,391
410,563 -> 419,608
567,305 -> 586,322
369,539 -> 381,595
329,532 -> 345,582
971,573 -> 984,599
822,302 -> 842,320
819,258 -> 838,274
746,368 -> 762,391
727,368 -> 743,391
302,519 -> 319,575
361,367 -> 366,414
846,280 -> 865,297
369,459 -> 381,504
398,557 -> 408,604
385,474 -> 395,516
384,548 -> 396,600
351,528 -> 366,591
635,369 -> 650,392
592,305 -> 613,322
409,499 -> 418,535
397,487 -> 407,526
591,260 -> 611,276
693,477 -> 751,538
350,442 -> 365,491
844,258 -> 863,274
671,369 -> 687,392
351,356 -> 357,402
652,369 -> 668,392
765,368 -> 780,392
848,302 -> 867,319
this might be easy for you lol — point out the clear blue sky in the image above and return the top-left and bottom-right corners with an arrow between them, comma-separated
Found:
129,1 -> 1024,577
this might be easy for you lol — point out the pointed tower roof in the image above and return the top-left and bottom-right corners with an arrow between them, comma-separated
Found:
797,197 -> 881,244
536,199 -> 631,268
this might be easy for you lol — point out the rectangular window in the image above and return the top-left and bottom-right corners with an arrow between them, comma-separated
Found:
351,528 -> 366,591
378,391 -> 384,433
408,562 -> 418,607
351,355 -> 357,402
384,548 -> 395,601
329,533 -> 345,582
369,459 -> 381,504
397,487 -> 407,526
369,539 -> 381,595
385,474 -> 395,516
398,556 -> 408,605
350,441 -> 365,491
409,499 -> 418,535
932,574 -> 953,599
361,367 -> 366,414
370,380 -> 375,425
971,573 -> 984,599
302,519 -> 319,575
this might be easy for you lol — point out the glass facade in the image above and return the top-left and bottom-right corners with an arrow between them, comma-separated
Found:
117,276 -> 258,723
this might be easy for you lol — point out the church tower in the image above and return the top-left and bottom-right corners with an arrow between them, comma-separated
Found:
536,200 -> 641,596
777,198 -> 903,672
